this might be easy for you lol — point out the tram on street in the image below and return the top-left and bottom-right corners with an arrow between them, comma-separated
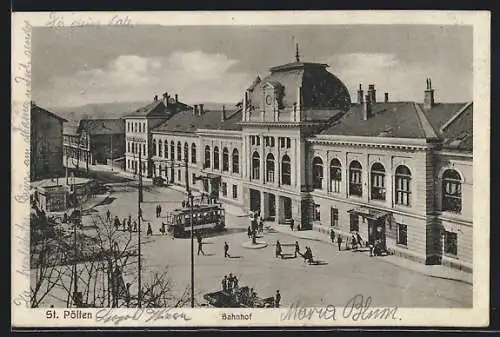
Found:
166,204 -> 226,238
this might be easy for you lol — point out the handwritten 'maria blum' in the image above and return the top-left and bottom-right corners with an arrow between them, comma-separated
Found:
342,294 -> 401,321
280,302 -> 337,321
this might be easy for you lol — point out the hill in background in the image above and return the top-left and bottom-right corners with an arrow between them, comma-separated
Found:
47,101 -> 238,121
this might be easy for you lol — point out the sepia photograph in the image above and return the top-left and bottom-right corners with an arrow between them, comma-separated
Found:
11,11 -> 490,327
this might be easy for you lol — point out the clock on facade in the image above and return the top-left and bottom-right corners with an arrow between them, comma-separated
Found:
266,95 -> 273,105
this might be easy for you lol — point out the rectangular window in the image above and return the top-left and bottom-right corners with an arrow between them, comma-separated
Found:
232,185 -> 238,199
349,170 -> 363,197
349,214 -> 359,232
178,169 -> 181,182
256,136 -> 260,146
397,224 -> 407,246
222,182 -> 227,197
286,138 -> 291,148
330,208 -> 339,227
270,137 -> 275,147
192,173 -> 196,185
395,175 -> 411,206
444,231 -> 458,256
143,144 -> 146,156
314,204 -> 321,222
250,136 -> 255,146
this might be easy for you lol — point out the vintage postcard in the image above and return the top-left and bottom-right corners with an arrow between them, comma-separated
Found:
11,11 -> 490,328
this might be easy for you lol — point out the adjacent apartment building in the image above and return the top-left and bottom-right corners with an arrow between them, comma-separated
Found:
125,55 -> 473,272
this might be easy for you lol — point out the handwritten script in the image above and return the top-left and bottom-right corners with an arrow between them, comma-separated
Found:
12,19 -> 33,307
95,308 -> 192,325
281,294 -> 401,321
46,12 -> 133,27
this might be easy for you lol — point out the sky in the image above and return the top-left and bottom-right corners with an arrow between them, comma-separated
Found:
31,25 -> 473,108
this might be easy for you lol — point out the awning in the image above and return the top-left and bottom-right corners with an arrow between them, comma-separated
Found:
348,207 -> 390,220
198,172 -> 221,180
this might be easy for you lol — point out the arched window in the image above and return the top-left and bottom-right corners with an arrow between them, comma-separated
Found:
395,165 -> 411,206
349,161 -> 363,197
184,142 -> 189,162
152,139 -> 157,156
213,146 -> 220,170
266,153 -> 275,183
232,149 -> 239,174
170,141 -> 175,159
330,158 -> 342,193
191,143 -> 197,164
442,169 -> 462,213
204,145 -> 211,168
177,141 -> 181,161
370,163 -> 386,201
164,141 -> 168,159
252,152 -> 260,180
158,140 -> 163,157
312,157 -> 324,189
281,155 -> 291,185
222,147 -> 229,171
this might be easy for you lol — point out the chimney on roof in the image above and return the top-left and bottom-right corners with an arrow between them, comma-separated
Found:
221,105 -> 227,121
154,95 -> 158,101
199,104 -> 204,115
363,94 -> 372,121
368,84 -> 376,103
357,84 -> 364,104
384,92 -> 389,103
175,94 -> 178,104
424,78 -> 435,110
193,104 -> 198,116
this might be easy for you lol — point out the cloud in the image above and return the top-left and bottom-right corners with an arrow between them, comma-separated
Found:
327,53 -> 472,103
34,51 -> 252,107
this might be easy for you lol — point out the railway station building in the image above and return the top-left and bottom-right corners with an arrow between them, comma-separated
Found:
124,53 -> 473,272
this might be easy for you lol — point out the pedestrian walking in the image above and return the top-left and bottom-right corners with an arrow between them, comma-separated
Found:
356,232 -> 363,247
122,218 -> 127,231
330,230 -> 335,244
275,290 -> 281,308
289,218 -> 294,231
139,208 -> 144,221
247,226 -> 252,239
224,241 -> 230,258
114,216 -> 120,230
106,209 -> 111,222
337,235 -> 343,251
133,221 -> 137,232
197,234 -> 205,255
351,234 -> 358,250
147,223 -> 153,236
222,275 -> 228,292
158,204 -> 162,217
275,240 -> 282,258
259,219 -> 264,233
294,241 -> 300,258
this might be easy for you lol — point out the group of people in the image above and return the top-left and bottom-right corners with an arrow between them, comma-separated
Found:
221,273 -> 239,293
274,240 -> 314,264
330,230 -> 366,251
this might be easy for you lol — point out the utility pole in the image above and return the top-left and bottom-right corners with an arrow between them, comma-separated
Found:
184,156 -> 195,308
110,134 -> 113,171
137,150 -> 142,308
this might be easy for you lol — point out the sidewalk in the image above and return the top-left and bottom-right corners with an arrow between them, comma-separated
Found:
269,223 -> 472,285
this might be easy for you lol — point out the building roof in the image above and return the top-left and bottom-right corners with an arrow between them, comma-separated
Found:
152,106 -> 242,134
247,61 -> 351,112
78,119 -> 125,135
319,101 -> 473,151
31,102 -> 68,122
62,121 -> 80,135
125,99 -> 191,118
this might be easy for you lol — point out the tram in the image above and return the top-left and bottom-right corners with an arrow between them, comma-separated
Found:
166,204 -> 226,238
